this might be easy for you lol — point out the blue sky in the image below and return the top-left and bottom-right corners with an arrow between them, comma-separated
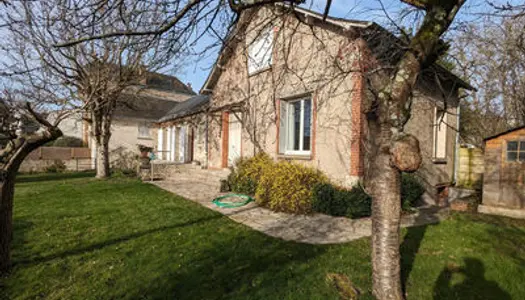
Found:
174,0 -> 518,92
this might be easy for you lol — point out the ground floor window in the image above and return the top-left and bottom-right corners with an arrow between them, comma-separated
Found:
138,122 -> 151,139
279,97 -> 312,155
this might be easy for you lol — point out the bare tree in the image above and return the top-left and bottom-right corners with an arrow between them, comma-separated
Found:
450,13 -> 525,145
2,0 -> 172,178
53,0 -> 467,299
0,95 -> 66,272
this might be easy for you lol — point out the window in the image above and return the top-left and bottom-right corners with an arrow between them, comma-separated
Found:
433,108 -> 447,159
279,98 -> 312,155
507,141 -> 525,162
138,122 -> 151,138
247,27 -> 273,74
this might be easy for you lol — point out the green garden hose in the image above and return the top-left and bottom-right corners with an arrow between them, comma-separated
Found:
212,194 -> 254,208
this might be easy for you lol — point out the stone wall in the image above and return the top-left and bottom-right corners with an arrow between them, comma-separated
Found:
19,158 -> 93,173
20,146 -> 92,173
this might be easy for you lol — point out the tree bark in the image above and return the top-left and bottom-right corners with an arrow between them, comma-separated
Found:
95,136 -> 110,178
92,111 -> 112,179
0,127 -> 62,273
368,123 -> 403,300
0,173 -> 15,273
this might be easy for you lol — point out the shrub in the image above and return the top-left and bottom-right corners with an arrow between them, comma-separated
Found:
45,160 -> 67,173
312,174 -> 425,219
312,183 -> 371,219
256,161 -> 327,214
47,136 -> 84,147
227,152 -> 273,195
401,173 -> 425,210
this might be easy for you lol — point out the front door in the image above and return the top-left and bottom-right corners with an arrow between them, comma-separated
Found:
228,114 -> 241,166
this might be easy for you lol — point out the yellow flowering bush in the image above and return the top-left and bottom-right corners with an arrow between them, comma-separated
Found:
256,161 -> 328,214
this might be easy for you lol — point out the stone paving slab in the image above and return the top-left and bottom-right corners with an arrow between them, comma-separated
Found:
151,180 -> 449,244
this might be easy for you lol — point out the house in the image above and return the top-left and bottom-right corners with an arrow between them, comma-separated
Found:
155,4 -> 474,199
479,126 -> 525,219
83,72 -> 195,169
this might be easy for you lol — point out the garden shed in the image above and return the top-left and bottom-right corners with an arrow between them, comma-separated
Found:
480,126 -> 525,219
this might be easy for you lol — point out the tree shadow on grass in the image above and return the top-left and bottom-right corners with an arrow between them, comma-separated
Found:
135,234 -> 326,299
400,207 -> 442,296
433,258 -> 511,300
16,171 -> 95,183
12,214 -> 223,267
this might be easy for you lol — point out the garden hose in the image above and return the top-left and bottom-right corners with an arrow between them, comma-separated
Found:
212,193 -> 254,208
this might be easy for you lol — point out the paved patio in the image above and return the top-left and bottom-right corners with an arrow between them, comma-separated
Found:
151,180 -> 449,244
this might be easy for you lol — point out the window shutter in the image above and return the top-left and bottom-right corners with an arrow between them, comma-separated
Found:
279,101 -> 286,154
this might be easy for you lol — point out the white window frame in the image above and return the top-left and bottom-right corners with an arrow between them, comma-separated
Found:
280,97 -> 312,156
138,122 -> 151,139
433,107 -> 447,160
247,27 -> 273,75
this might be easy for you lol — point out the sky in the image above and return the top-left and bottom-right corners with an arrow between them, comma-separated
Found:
173,0 -> 520,92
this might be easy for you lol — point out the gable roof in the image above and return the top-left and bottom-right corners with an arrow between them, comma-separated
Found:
200,4 -> 474,94
141,71 -> 196,95
484,125 -> 525,141
115,93 -> 180,121
158,95 -> 210,123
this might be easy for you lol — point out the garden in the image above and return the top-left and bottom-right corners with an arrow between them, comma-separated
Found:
1,172 -> 524,299
227,153 -> 426,218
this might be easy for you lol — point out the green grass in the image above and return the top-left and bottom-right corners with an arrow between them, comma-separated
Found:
1,173 -> 524,299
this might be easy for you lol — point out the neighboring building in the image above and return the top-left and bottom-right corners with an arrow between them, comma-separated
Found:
85,72 -> 195,169
55,112 -> 84,141
480,126 -> 525,219
155,4 -> 474,199
157,94 -> 210,164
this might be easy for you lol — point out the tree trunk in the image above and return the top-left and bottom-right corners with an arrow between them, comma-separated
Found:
95,135 -> 110,178
363,3 -> 466,299
0,172 -> 15,273
368,123 -> 403,300
0,126 -> 61,273
92,111 -> 112,179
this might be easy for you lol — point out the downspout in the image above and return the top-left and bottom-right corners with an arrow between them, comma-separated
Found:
453,104 -> 460,184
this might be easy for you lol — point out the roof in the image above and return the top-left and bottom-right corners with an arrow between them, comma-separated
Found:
158,95 -> 210,122
484,125 -> 525,141
141,71 -> 195,95
200,4 -> 475,93
115,93 -> 180,121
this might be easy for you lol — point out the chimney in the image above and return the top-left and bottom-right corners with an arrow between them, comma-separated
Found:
186,82 -> 192,91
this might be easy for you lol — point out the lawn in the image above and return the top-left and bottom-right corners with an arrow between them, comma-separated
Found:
1,173 -> 524,299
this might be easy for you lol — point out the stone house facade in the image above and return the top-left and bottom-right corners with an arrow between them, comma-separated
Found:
156,5 -> 473,198
84,72 -> 195,169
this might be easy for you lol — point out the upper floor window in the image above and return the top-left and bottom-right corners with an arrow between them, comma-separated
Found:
138,122 -> 151,139
248,27 -> 273,75
433,108 -> 447,160
279,98 -> 312,155
507,141 -> 525,162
